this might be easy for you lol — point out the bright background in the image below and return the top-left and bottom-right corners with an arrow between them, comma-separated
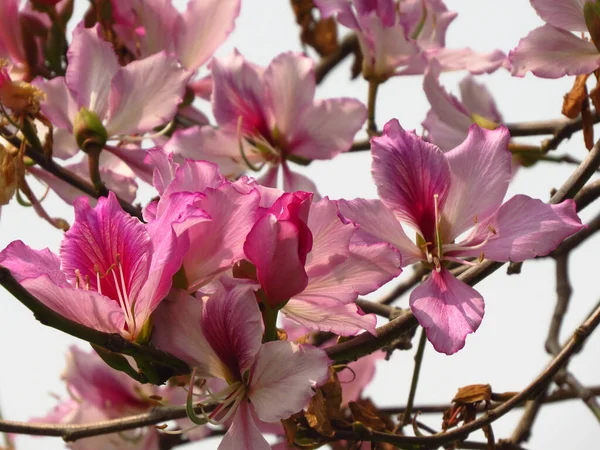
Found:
1,1 -> 599,449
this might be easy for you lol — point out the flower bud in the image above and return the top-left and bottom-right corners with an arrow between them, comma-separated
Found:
0,144 -> 18,206
73,107 -> 108,152
585,1 -> 600,52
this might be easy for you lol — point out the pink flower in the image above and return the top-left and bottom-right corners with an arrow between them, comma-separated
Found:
165,51 -> 367,193
153,282 -> 330,450
423,62 -> 502,151
243,192 -> 402,336
112,0 -> 240,72
33,24 -> 191,159
144,149 -> 261,292
339,119 -> 583,354
510,0 -> 600,77
0,191 -> 207,340
315,0 -> 506,79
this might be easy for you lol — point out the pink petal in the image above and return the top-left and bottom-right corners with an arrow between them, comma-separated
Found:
160,158 -> 224,206
371,119 -> 451,242
281,163 -> 320,195
264,52 -> 315,140
175,0 -> 240,71
129,0 -> 179,57
181,183 -> 260,291
212,52 -> 269,134
249,341 -> 329,422
442,125 -> 512,240
530,0 -> 589,32
283,298 -> 378,336
0,240 -> 68,286
201,281 -> 264,378
410,268 -> 484,355
337,198 -> 423,266
52,128 -> 80,160
419,47 -> 507,75
423,110 -> 468,151
457,196 -> 583,262
189,74 -> 213,100
165,126 -> 249,179
219,401 -> 270,450
32,77 -> 77,131
510,24 -> 600,78
0,0 -> 26,63
65,25 -> 120,117
459,76 -> 502,123
339,350 -> 385,407
60,192 -> 151,309
145,147 -> 179,195
152,289 -> 228,379
106,52 -> 191,136
258,165 -> 279,188
106,145 -> 155,185
289,98 -> 367,160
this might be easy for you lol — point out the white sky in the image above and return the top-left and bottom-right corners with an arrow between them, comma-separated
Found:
1,0 -> 600,449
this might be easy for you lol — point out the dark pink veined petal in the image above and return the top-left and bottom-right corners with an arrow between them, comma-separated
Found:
249,341 -> 329,422
442,125 -> 512,240
174,0 -> 240,71
510,24 -> 600,78
201,281 -> 264,380
372,119 -> 451,242
410,268 -> 484,355
181,183 -> 260,291
219,401 -> 270,450
337,198 -> 423,266
152,289 -> 228,380
212,51 -> 270,136
459,76 -> 502,124
531,0 -> 589,32
289,98 -> 367,160
264,52 -> 315,140
65,24 -> 120,117
105,52 -> 191,136
0,240 -> 67,287
283,298 -> 377,336
60,192 -> 151,309
454,196 -> 583,263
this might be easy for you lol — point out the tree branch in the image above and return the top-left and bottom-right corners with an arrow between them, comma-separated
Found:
314,33 -> 358,84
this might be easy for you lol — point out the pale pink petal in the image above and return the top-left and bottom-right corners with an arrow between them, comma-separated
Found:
60,192 -> 151,307
181,183 -> 260,291
422,63 -> 472,146
106,145 -> 154,185
105,52 -> 191,136
212,52 -> 269,134
371,119 -> 451,241
27,166 -> 91,206
410,268 -> 484,355
339,350 -> 385,407
175,0 -> 240,71
165,126 -> 249,179
264,52 -> 315,139
52,128 -> 80,160
22,276 -> 125,333
337,198 -> 423,266
33,77 -> 77,131
130,0 -> 178,57
219,401 -> 270,450
510,24 -> 600,78
65,25 -> 119,116
0,240 -> 67,286
289,98 -> 367,160
530,0 -> 589,32
282,163 -> 320,195
418,47 -> 507,75
0,0 -> 26,63
145,147 -> 179,195
283,298 -> 377,336
249,341 -> 329,422
304,198 -> 354,278
188,74 -> 213,100
201,281 -> 263,378
160,158 -> 224,205
459,76 -> 502,123
422,110 -> 468,151
178,104 -> 210,126
456,196 -> 583,262
152,289 -> 227,379
442,125 -> 512,240
258,165 -> 279,188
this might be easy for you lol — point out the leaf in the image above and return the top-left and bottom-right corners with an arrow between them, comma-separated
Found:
562,74 -> 590,119
290,0 -> 339,56
452,384 -> 492,404
349,398 -> 393,432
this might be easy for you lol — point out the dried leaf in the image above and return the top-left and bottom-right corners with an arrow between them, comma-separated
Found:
582,96 -> 595,150
349,399 -> 392,432
562,74 -> 590,119
589,82 -> 600,112
290,0 -> 339,56
452,384 -> 492,404
304,369 -> 344,437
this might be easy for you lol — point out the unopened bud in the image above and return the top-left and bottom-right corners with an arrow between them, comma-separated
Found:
0,65 -> 44,116
585,1 -> 600,52
73,107 -> 108,152
0,144 -> 18,205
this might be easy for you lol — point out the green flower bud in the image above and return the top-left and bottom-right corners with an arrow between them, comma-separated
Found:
73,107 -> 108,152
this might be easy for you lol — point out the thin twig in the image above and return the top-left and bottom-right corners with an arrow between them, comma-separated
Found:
378,264 -> 430,305
314,33 -> 358,84
573,179 -> 600,211
401,328 -> 427,427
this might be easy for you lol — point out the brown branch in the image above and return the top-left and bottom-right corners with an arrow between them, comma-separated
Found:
573,179 -> 600,211
314,33 -> 358,84
378,264 -> 430,305
550,211 -> 600,257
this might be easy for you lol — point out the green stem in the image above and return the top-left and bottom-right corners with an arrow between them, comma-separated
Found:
402,327 -> 427,427
367,79 -> 380,136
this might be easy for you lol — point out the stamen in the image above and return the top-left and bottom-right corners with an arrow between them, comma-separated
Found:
74,269 -> 82,289
433,194 -> 443,259
237,116 -> 263,171
94,265 -> 102,295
